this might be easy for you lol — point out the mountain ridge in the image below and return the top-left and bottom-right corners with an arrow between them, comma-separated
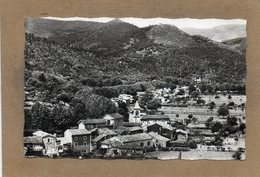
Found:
181,24 -> 246,42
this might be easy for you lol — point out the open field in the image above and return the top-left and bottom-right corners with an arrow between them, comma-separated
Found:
158,94 -> 246,123
200,94 -> 246,106
147,149 -> 245,160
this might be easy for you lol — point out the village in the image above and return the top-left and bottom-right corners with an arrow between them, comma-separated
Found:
24,81 -> 246,160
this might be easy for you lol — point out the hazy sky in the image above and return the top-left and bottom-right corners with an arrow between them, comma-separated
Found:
44,17 -> 246,29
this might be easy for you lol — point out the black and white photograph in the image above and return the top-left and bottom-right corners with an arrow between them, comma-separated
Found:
23,17 -> 246,160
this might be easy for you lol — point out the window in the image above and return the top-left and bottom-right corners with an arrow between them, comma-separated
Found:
140,142 -> 144,147
83,142 -> 87,146
147,141 -> 151,146
74,142 -> 78,147
47,138 -> 50,143
74,137 -> 78,141
83,136 -> 87,140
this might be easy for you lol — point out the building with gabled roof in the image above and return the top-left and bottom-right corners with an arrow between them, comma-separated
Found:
103,113 -> 124,128
141,114 -> 170,125
91,128 -> 118,150
64,129 -> 92,153
78,119 -> 107,130
24,136 -> 44,155
32,130 -> 50,137
148,132 -> 170,148
129,126 -> 144,134
147,122 -> 175,140
101,133 -> 154,149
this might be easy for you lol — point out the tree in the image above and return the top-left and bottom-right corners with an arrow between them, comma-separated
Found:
197,99 -> 206,105
239,123 -> 246,134
227,116 -> 238,126
81,78 -> 97,86
188,114 -> 193,119
209,101 -> 216,110
118,101 -> 129,121
30,102 -> 53,132
212,135 -> 223,146
93,87 -> 119,98
188,84 -> 196,94
57,93 -> 71,103
177,89 -> 185,96
232,149 -> 243,160
206,85 -> 213,93
52,103 -> 74,132
211,121 -> 223,133
191,117 -> 198,124
205,117 -> 214,128
191,91 -> 200,99
199,84 -> 207,93
147,99 -> 161,110
184,118 -> 191,125
241,103 -> 245,111
70,98 -> 88,124
140,90 -> 154,106
217,106 -> 229,118
188,140 -> 197,149
228,102 -> 235,107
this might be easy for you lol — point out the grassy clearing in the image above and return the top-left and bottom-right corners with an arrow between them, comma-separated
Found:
147,150 -> 245,160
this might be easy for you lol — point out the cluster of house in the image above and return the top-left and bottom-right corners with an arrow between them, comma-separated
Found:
24,101 -> 192,158
24,95 -> 242,158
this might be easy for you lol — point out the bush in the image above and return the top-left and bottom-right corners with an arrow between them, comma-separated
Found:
57,93 -> 71,103
205,117 -> 214,128
227,116 -> 238,126
197,99 -> 206,105
211,121 -> 223,133
228,102 -> 235,107
187,140 -> 197,149
217,106 -> 229,117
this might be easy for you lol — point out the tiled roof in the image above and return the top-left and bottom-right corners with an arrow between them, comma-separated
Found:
174,134 -> 188,143
98,128 -> 117,136
103,133 -> 153,144
24,136 -> 43,144
32,130 -> 50,137
66,129 -> 91,135
107,113 -> 124,119
119,133 -> 153,142
101,138 -> 124,148
148,132 -> 170,142
113,128 -> 129,135
187,123 -> 207,129
123,122 -> 142,127
147,122 -> 174,131
78,119 -> 107,125
129,126 -> 143,132
93,134 -> 106,143
141,115 -> 170,121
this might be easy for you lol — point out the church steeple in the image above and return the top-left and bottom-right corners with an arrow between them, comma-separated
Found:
134,100 -> 142,110
129,100 -> 144,123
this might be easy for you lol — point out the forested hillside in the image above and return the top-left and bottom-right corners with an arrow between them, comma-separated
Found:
24,18 -> 247,134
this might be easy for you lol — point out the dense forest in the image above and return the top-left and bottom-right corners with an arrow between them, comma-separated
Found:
24,18 -> 247,134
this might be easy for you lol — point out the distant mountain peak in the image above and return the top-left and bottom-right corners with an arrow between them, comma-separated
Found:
108,18 -> 124,24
